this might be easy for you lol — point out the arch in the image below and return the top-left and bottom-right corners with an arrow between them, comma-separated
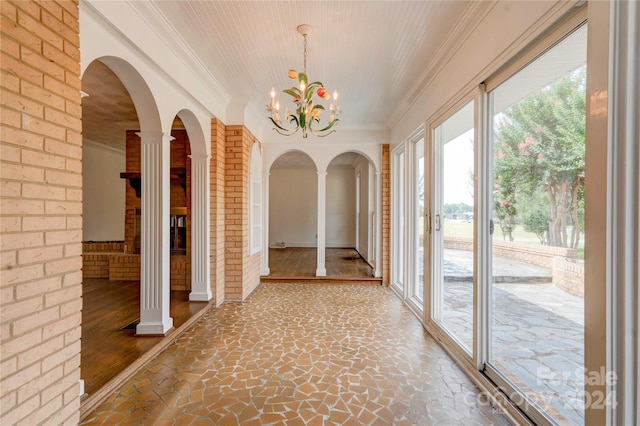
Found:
327,149 -> 377,172
176,109 -> 208,157
88,56 -> 162,133
267,149 -> 318,173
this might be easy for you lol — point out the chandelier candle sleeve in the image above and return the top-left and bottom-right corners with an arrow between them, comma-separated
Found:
267,24 -> 340,138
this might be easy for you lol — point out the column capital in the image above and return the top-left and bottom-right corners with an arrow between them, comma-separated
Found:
317,170 -> 328,177
136,131 -> 175,144
188,154 -> 211,163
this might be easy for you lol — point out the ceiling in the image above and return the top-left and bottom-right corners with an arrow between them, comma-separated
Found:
82,1 -> 489,151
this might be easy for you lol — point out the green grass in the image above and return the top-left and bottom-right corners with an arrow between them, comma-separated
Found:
442,219 -> 584,248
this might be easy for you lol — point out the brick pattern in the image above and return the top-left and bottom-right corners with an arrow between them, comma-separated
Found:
381,144 -> 390,285
82,242 -> 123,278
122,129 -> 192,290
0,1 -> 83,424
108,254 -> 140,281
224,126 -> 261,301
210,118 -> 226,305
444,236 -> 576,269
552,257 -> 584,297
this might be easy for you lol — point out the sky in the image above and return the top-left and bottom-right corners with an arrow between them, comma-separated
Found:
443,128 -> 474,206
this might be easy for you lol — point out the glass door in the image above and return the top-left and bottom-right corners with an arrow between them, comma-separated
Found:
391,146 -> 405,295
485,24 -> 587,425
431,101 -> 475,353
410,135 -> 425,304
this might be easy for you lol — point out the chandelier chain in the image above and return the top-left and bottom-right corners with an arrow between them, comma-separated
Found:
303,34 -> 308,74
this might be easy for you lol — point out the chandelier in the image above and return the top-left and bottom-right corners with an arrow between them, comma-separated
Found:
267,24 -> 340,138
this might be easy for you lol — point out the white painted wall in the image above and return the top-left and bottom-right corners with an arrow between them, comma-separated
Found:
82,142 -> 126,241
269,168 -> 318,247
326,166 -> 356,247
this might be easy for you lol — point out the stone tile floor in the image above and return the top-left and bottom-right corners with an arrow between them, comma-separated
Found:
81,283 -> 509,425
438,250 -> 584,425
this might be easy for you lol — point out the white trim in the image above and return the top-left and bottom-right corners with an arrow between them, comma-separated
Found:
606,0 -> 639,423
249,143 -> 262,256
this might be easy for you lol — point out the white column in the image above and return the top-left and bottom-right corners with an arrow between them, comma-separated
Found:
189,154 -> 212,301
316,171 -> 327,276
137,132 -> 173,335
261,171 -> 270,275
374,171 -> 382,277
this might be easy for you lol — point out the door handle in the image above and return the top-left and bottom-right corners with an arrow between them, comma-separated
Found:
435,214 -> 441,231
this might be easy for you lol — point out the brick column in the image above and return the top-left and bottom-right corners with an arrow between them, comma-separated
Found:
316,171 -> 327,276
224,126 -> 261,300
210,119 -> 226,305
136,132 -> 173,335
382,144 -> 390,284
189,154 -> 211,301
374,171 -> 382,278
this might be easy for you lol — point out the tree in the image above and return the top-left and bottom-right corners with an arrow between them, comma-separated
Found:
493,66 -> 585,248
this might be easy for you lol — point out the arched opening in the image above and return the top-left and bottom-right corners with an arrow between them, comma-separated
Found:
80,59 -> 206,400
263,150 -> 380,282
325,152 -> 375,279
267,151 -> 318,278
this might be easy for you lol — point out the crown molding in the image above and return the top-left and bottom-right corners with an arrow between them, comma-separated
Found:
387,1 -> 497,129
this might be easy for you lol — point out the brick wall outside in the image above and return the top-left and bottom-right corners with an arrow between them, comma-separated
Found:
1,0 -> 83,424
552,257 -> 584,297
381,144 -> 390,285
444,236 -> 576,269
224,125 -> 261,300
210,118 -> 226,305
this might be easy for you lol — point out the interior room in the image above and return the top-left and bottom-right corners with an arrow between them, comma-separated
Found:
1,1 -> 638,425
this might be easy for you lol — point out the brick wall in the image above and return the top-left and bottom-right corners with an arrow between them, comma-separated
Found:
381,144 -> 390,285
444,236 -> 576,269
552,257 -> 584,297
1,0 -> 83,424
81,242 -> 123,278
224,125 -> 261,300
210,118 -> 226,305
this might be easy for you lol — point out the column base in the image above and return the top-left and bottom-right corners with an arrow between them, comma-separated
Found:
316,268 -> 327,277
189,290 -> 212,301
260,267 -> 270,275
136,318 -> 173,335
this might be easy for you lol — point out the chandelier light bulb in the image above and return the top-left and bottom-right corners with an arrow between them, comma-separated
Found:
270,88 -> 276,98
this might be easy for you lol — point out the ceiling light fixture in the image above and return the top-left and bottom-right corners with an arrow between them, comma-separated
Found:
267,24 -> 340,138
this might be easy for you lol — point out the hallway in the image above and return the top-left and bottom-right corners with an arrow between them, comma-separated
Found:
81,282 -> 508,425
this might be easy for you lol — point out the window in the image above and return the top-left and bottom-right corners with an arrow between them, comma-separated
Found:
249,142 -> 262,254
484,24 -> 587,425
431,100 -> 475,353
391,145 -> 406,294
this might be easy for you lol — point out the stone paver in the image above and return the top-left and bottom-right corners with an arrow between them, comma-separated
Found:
441,249 -> 584,425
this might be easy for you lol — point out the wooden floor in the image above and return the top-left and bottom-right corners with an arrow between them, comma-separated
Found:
81,279 -> 208,396
263,247 -> 381,283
